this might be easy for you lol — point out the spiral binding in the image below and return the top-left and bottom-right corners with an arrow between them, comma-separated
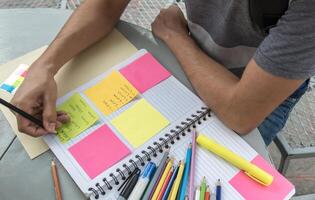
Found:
89,107 -> 210,199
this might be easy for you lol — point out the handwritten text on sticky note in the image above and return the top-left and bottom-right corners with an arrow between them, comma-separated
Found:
84,71 -> 138,115
57,93 -> 99,143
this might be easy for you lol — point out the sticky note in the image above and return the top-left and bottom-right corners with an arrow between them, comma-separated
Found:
111,99 -> 169,148
13,77 -> 24,88
0,64 -> 29,93
120,53 -> 171,93
84,71 -> 139,115
57,93 -> 99,143
69,125 -> 131,179
229,155 -> 294,200
0,84 -> 15,93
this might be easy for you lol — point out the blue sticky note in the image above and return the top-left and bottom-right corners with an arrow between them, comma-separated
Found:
0,84 -> 15,93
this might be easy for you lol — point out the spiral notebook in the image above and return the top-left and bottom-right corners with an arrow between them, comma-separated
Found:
43,49 -> 295,200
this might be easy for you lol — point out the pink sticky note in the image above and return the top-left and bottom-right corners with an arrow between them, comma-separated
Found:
120,53 -> 171,93
21,70 -> 28,77
229,155 -> 295,200
69,125 -> 131,179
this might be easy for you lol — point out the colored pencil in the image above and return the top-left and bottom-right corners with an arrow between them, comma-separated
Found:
169,161 -> 185,200
205,186 -> 210,200
151,159 -> 173,200
142,150 -> 169,200
188,130 -> 197,200
167,179 -> 176,200
200,177 -> 206,200
51,160 -> 62,200
157,167 -> 174,200
195,186 -> 200,200
162,165 -> 179,200
216,179 -> 221,200
178,144 -> 192,200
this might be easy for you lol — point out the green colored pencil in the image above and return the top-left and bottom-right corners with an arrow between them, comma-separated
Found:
199,177 -> 207,200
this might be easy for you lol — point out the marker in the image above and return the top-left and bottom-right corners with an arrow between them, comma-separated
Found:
142,150 -> 169,200
117,168 -> 141,200
128,162 -> 156,200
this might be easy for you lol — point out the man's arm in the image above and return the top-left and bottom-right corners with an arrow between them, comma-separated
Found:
152,5 -> 304,134
40,0 -> 129,74
11,0 -> 129,136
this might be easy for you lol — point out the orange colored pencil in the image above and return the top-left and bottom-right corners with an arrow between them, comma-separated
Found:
205,186 -> 210,200
157,167 -> 174,200
51,160 -> 62,200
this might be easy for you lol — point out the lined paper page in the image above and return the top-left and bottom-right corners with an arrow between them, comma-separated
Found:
167,116 -> 258,200
43,49 -> 205,194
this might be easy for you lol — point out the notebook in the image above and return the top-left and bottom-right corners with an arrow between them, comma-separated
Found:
40,49 -> 294,200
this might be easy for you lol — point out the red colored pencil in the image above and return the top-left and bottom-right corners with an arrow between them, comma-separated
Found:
157,167 -> 174,200
205,186 -> 210,200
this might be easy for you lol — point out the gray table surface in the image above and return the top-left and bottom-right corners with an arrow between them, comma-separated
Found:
0,8 -> 270,200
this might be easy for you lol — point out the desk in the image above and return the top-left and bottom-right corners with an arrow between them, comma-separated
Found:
0,9 -> 270,200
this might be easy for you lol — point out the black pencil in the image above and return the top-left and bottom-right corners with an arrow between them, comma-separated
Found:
0,97 -> 44,128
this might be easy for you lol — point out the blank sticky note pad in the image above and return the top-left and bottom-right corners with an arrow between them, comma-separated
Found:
57,93 -> 99,143
229,155 -> 294,200
84,71 -> 139,115
69,125 -> 131,179
120,53 -> 171,93
111,99 -> 169,148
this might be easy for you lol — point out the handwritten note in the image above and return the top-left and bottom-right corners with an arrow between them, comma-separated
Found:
57,93 -> 99,143
111,99 -> 169,148
120,53 -> 171,93
84,71 -> 139,115
69,125 -> 131,179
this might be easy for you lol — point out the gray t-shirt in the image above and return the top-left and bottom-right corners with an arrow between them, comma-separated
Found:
185,0 -> 315,79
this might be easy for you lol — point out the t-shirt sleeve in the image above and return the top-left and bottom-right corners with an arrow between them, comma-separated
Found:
253,0 -> 315,79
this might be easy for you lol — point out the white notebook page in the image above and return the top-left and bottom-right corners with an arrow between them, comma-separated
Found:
43,49 -> 205,195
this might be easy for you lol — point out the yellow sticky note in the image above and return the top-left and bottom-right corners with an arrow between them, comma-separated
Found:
57,93 -> 99,143
111,99 -> 169,148
84,71 -> 138,115
13,77 -> 24,88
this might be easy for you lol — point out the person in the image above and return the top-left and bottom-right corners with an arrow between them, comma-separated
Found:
10,0 -> 315,145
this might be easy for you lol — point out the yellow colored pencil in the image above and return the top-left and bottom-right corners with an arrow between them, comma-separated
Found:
168,179 -> 176,200
169,161 -> 185,200
151,159 -> 173,200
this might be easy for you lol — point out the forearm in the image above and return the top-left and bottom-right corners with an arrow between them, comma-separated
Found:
37,0 -> 129,74
166,35 -> 244,126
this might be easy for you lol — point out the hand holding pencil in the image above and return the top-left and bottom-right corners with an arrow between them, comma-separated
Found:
4,65 -> 70,137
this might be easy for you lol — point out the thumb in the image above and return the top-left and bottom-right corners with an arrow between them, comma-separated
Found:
43,92 -> 57,133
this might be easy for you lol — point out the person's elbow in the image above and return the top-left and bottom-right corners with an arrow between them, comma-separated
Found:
220,112 -> 261,135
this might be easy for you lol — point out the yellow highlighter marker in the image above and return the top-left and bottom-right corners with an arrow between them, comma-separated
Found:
196,134 -> 273,186
151,159 -> 173,200
170,161 -> 185,200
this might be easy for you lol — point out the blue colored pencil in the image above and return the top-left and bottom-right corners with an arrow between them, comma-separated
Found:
162,165 -> 179,200
216,179 -> 221,200
178,144 -> 192,200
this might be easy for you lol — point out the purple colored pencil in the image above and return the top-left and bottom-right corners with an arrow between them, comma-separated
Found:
188,130 -> 196,200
